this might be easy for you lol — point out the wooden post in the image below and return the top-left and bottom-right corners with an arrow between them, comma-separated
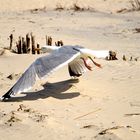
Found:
48,36 -> 52,46
17,36 -> 22,54
22,37 -> 27,53
26,33 -> 30,53
55,40 -> 64,46
9,34 -> 13,50
123,55 -> 126,61
16,42 -> 19,54
130,56 -> 133,61
60,40 -> 63,46
31,33 -> 36,54
37,43 -> 40,54
46,35 -> 48,45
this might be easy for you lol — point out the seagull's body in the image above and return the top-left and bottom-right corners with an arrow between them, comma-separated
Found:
1,45 -> 113,101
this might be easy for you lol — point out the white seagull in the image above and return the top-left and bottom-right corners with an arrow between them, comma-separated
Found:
1,45 -> 116,101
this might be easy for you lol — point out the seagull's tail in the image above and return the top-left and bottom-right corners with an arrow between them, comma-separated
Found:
0,88 -> 13,101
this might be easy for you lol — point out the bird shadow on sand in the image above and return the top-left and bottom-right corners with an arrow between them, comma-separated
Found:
6,79 -> 80,102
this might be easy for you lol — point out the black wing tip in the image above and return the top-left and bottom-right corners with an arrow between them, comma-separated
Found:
0,95 -> 11,101
1,88 -> 13,101
1,94 -> 11,101
68,65 -> 82,77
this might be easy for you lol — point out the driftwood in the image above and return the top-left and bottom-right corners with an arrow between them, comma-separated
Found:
98,126 -> 125,135
124,113 -> 140,116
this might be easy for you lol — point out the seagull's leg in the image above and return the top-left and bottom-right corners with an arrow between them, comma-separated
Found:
80,57 -> 93,71
88,56 -> 102,68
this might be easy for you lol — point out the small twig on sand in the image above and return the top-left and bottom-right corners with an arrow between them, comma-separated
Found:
74,108 -> 101,120
124,113 -> 140,117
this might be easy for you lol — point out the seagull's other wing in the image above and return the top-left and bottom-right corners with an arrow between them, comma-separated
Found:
80,48 -> 110,59
68,58 -> 89,77
1,46 -> 81,100
67,47 -> 112,77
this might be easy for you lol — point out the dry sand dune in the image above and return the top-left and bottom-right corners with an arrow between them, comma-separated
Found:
0,0 -> 140,140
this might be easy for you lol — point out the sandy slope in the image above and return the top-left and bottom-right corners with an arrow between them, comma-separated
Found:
0,0 -> 140,140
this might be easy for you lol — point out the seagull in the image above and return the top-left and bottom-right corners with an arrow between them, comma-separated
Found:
1,45 -> 116,101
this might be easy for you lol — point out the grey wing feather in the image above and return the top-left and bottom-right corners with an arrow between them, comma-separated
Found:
35,46 -> 81,79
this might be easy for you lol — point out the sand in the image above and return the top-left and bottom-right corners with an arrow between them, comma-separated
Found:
0,0 -> 140,140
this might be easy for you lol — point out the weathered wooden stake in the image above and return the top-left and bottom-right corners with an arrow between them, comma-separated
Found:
26,33 -> 30,53
17,36 -> 22,54
36,43 -> 40,54
123,55 -> 126,61
22,37 -> 27,53
55,40 -> 63,46
46,35 -> 48,45
31,33 -> 36,54
9,34 -> 13,50
60,40 -> 63,46
47,36 -> 52,46
130,56 -> 133,61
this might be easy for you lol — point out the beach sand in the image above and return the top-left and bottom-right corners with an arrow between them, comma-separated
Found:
0,0 -> 140,139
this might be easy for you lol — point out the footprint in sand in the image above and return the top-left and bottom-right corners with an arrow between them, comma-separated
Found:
0,104 -> 48,127
0,111 -> 21,127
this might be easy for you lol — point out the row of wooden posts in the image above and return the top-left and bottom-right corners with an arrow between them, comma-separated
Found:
9,33 -> 63,54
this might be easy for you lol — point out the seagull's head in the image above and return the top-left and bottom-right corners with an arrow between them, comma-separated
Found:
41,45 -> 60,53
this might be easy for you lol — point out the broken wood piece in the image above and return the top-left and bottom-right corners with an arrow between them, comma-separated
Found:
74,108 -> 101,120
7,74 -> 14,80
124,113 -> 140,117
109,51 -> 117,60
98,126 -> 124,135
130,56 -> 133,61
123,55 -> 126,61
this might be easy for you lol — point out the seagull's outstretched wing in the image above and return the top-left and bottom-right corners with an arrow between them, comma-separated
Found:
1,46 -> 81,100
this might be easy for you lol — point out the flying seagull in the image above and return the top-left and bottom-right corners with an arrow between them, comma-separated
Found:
1,45 -> 116,101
